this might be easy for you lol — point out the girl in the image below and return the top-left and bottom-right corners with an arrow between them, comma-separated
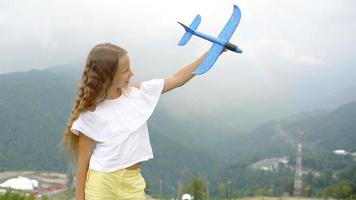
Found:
61,43 -> 210,200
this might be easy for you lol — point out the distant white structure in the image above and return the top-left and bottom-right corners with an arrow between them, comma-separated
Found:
252,156 -> 289,171
0,176 -> 38,190
182,193 -> 193,200
334,150 -> 347,155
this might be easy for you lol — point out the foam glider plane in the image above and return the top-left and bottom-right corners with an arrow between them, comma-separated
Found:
178,5 -> 242,75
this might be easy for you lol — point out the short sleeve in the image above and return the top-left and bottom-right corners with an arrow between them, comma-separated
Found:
139,79 -> 164,103
106,79 -> 164,135
71,113 -> 106,141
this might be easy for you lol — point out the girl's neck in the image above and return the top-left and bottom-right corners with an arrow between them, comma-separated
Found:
106,87 -> 122,100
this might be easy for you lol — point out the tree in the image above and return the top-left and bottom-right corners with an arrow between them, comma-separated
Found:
0,189 -> 49,200
323,181 -> 355,199
187,175 -> 207,200
255,187 -> 270,197
218,182 -> 226,199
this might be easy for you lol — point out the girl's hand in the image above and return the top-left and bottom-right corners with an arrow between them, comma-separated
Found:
220,48 -> 227,55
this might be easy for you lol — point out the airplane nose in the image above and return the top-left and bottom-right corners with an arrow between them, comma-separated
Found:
236,47 -> 242,53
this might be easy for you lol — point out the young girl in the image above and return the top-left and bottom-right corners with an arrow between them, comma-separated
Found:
61,43 -> 210,200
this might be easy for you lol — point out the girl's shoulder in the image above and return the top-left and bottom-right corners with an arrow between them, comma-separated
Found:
125,79 -> 164,98
130,79 -> 164,91
129,82 -> 141,89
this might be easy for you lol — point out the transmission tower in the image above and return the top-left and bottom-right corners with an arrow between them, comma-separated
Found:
294,130 -> 303,197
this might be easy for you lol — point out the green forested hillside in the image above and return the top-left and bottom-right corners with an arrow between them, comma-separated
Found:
212,101 -> 356,197
212,101 -> 356,166
0,67 -> 355,198
0,69 -> 76,171
0,67 -> 222,196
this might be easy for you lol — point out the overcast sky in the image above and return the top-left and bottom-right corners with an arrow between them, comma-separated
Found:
1,0 -> 355,121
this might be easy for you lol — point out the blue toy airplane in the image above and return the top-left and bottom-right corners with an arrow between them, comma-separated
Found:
178,5 -> 242,75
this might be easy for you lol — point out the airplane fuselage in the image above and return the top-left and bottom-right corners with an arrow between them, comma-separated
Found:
191,30 -> 242,53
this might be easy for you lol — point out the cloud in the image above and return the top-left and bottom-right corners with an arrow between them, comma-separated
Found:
297,55 -> 324,67
0,0 -> 355,117
248,38 -> 324,69
0,12 -> 6,25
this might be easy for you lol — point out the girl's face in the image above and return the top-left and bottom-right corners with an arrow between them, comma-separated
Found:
113,54 -> 133,89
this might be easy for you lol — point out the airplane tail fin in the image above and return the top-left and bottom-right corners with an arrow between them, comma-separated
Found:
178,15 -> 201,46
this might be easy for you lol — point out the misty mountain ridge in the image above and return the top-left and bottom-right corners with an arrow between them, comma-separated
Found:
0,66 -> 355,196
47,65 -> 356,132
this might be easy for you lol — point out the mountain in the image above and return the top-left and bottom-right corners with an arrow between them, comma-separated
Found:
214,101 -> 356,166
213,101 -> 356,196
0,67 -> 221,195
311,86 -> 356,111
0,66 -> 355,197
0,69 -> 76,171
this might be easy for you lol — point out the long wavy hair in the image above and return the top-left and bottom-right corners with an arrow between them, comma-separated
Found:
61,43 -> 127,163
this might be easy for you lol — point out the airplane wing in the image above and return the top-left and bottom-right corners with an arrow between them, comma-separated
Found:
193,43 -> 224,75
218,5 -> 241,42
192,5 -> 241,75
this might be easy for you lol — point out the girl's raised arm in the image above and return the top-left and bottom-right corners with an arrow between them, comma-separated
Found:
162,52 -> 207,94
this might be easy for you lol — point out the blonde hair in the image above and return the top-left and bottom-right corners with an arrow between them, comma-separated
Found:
60,43 -> 127,163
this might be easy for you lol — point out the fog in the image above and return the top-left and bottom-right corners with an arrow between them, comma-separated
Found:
1,0 -> 355,129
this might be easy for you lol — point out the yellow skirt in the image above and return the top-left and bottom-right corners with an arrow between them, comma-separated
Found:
85,168 -> 146,200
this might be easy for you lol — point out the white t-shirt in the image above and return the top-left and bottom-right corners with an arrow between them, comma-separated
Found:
71,79 -> 164,172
